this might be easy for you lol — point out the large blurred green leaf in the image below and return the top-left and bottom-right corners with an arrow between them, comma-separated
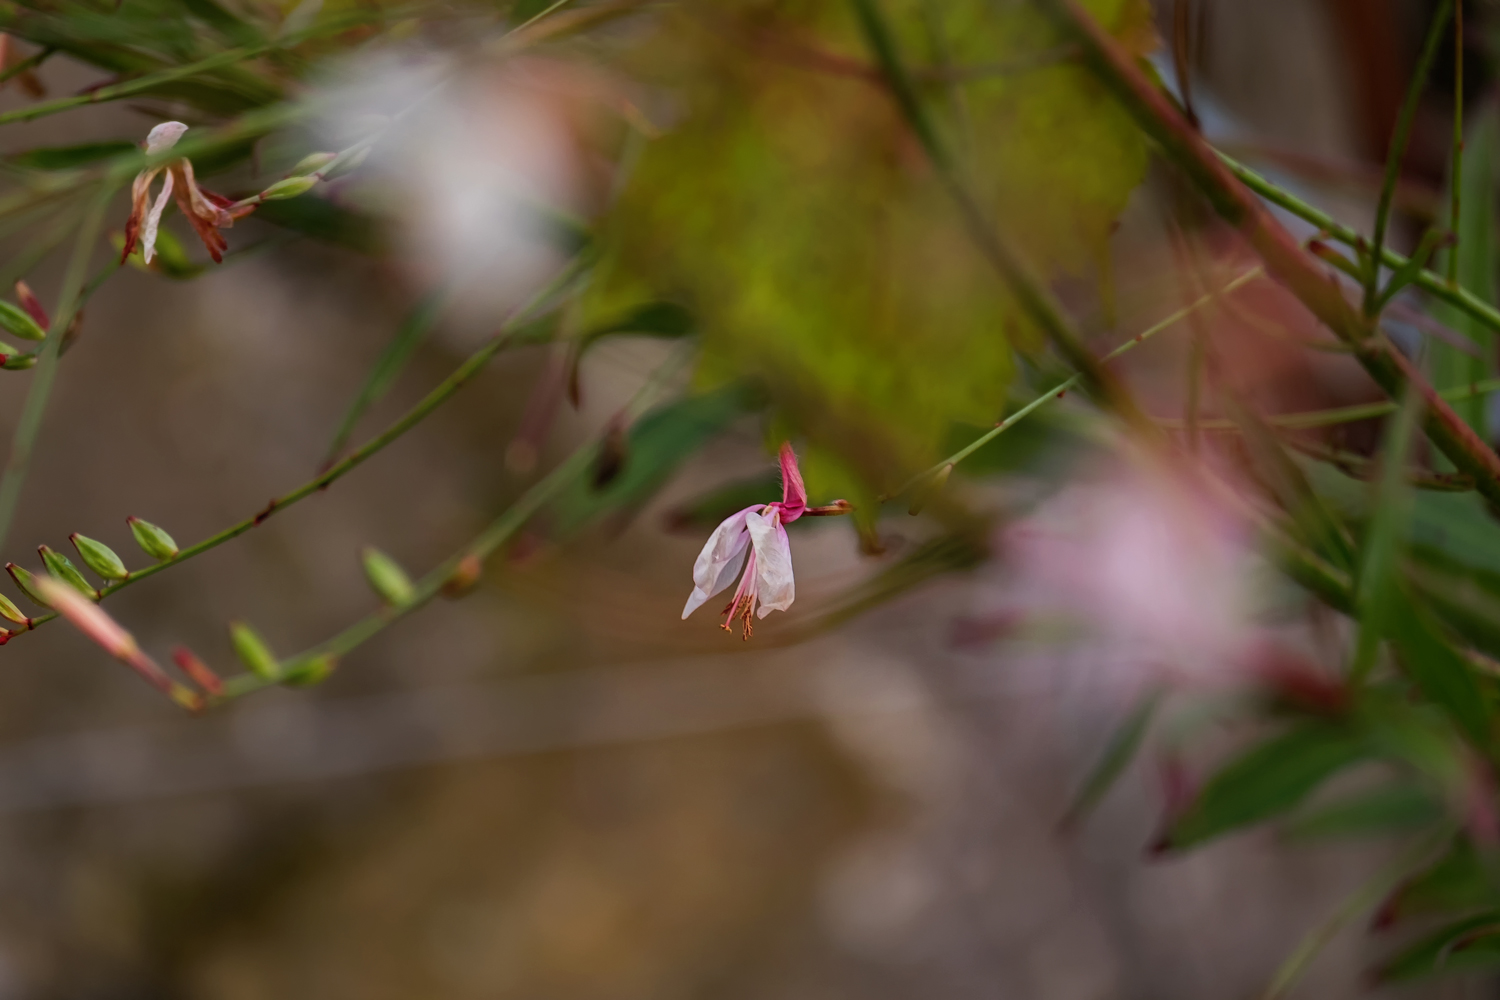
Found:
1165,723 -> 1370,849
591,0 -> 1153,492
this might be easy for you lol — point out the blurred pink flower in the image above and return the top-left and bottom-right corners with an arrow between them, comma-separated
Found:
683,443 -> 808,638
35,576 -> 201,709
1003,455 -> 1260,688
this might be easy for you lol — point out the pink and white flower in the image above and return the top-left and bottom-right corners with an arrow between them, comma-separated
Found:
682,443 -> 849,638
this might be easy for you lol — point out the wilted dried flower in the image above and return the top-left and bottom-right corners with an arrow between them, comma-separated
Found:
120,122 -> 254,265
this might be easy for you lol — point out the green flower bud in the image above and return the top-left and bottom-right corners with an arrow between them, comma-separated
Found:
6,563 -> 49,608
0,350 -> 35,370
361,546 -> 414,606
229,621 -> 280,681
0,299 -> 46,342
259,175 -> 319,201
282,653 -> 337,687
0,591 -> 28,626
127,516 -> 179,560
70,533 -> 129,581
321,144 -> 370,181
39,545 -> 97,598
289,151 -> 337,176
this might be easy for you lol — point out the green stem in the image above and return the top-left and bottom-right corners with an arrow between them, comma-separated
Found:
0,45 -> 53,88
1260,827 -> 1453,1000
1220,152 -> 1500,337
0,9 -> 408,128
217,346 -> 693,699
1450,0 -> 1465,285
3,261 -> 585,641
893,265 -> 1263,496
1032,0 -> 1500,508
1367,0 -> 1452,315
1156,376 -> 1500,431
0,189 -> 110,551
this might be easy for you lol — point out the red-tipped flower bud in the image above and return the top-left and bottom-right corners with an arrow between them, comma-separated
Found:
172,646 -> 223,696
0,299 -> 45,342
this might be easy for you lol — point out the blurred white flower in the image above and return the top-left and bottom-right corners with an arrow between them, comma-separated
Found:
318,51 -> 592,331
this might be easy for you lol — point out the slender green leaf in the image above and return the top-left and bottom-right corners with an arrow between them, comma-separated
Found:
1283,783 -> 1444,841
1352,383 -> 1421,679
1060,688 -> 1162,829
1381,838 -> 1500,924
551,381 -> 764,535
1166,724 -> 1370,849
568,301 -> 695,405
1385,596 -> 1492,746
7,141 -> 136,172
1431,102 -> 1499,437
322,291 -> 446,464
1377,912 -> 1500,982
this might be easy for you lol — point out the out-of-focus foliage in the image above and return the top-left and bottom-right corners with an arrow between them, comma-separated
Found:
590,0 -> 1154,496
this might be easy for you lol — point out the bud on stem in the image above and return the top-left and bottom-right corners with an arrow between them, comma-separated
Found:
127,516 -> 179,561
0,591 -> 29,626
362,547 -> 415,606
70,533 -> 129,581
0,299 -> 45,342
39,545 -> 97,599
229,621 -> 280,681
289,151 -> 337,176
6,564 -> 48,608
282,653 -> 337,687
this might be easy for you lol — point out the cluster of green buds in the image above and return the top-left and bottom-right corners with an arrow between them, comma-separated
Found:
0,281 -> 47,370
0,508 -> 344,705
0,515 -> 178,635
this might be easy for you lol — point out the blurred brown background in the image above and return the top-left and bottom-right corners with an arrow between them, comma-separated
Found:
0,1 -> 1483,998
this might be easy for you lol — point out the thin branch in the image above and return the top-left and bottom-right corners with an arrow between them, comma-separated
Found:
0,261 -> 587,643
215,346 -> 694,700
1220,152 -> 1500,340
890,265 -> 1264,497
0,45 -> 52,88
1450,0 -> 1465,285
0,188 -> 110,551
1366,0 -> 1452,314
1032,0 -> 1500,509
1154,376 -> 1500,431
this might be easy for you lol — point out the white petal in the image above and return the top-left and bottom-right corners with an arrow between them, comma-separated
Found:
681,505 -> 759,619
141,170 -> 174,264
747,510 -> 794,617
145,121 -> 188,154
